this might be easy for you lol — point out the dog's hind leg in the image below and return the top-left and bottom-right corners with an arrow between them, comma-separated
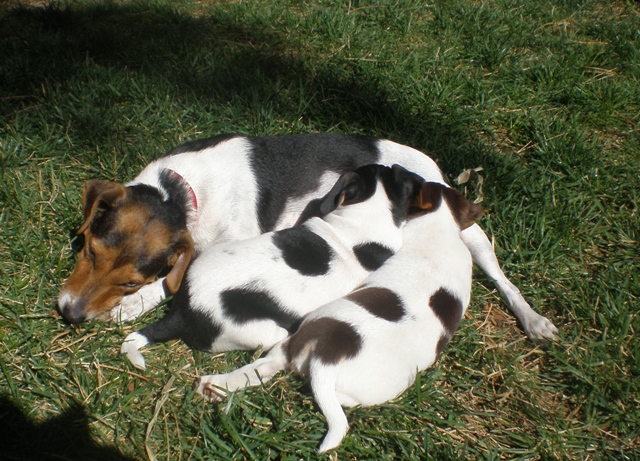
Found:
461,224 -> 558,342
196,342 -> 288,402
311,360 -> 349,453
112,278 -> 166,323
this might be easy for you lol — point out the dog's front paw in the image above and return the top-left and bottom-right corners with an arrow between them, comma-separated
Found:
121,332 -> 149,370
111,298 -> 143,324
111,281 -> 165,323
523,313 -> 558,343
196,375 -> 230,402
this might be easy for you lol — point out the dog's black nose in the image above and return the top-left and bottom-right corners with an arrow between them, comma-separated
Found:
58,295 -> 87,324
63,309 -> 86,324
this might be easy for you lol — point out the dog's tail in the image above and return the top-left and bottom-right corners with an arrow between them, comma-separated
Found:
310,359 -> 349,453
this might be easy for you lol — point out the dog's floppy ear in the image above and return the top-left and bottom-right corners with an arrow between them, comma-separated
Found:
164,230 -> 194,294
409,183 -> 483,229
318,170 -> 365,215
294,171 -> 364,225
408,182 -> 443,212
391,164 -> 425,202
77,180 -> 127,234
441,187 -> 484,230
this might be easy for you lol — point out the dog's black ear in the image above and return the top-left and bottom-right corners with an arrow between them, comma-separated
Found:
320,168 -> 378,214
294,171 -> 365,225
442,187 -> 484,230
391,164 -> 425,203
77,180 -> 127,234
408,182 -> 443,214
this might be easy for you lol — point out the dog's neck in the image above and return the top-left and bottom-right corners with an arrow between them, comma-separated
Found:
404,209 -> 463,252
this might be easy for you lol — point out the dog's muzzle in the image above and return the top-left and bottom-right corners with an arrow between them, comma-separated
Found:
57,293 -> 87,324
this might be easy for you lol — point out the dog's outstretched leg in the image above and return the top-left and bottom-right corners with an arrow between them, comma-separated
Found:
197,343 -> 288,402
120,306 -> 188,370
461,224 -> 558,342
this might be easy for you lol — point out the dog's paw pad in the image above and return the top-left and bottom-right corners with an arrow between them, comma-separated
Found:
526,315 -> 559,343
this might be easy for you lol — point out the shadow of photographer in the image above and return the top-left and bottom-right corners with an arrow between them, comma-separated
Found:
0,394 -> 137,461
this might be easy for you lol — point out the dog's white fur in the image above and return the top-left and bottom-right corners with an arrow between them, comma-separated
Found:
195,183 -> 482,452
111,135 -> 556,342
122,165 -> 422,370
130,138 -> 261,252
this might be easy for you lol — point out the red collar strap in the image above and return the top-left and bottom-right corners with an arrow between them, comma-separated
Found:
166,169 -> 198,211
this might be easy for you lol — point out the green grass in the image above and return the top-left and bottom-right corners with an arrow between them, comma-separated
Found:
1,0 -> 638,459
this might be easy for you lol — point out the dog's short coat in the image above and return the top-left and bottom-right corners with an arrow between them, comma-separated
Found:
121,164 -> 424,370
58,133 -> 556,341
195,182 -> 484,452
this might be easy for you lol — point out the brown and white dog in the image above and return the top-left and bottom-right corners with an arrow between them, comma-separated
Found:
195,182 -> 483,452
57,133 -> 556,342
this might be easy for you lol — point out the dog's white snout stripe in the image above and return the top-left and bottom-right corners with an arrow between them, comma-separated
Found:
57,292 -> 73,311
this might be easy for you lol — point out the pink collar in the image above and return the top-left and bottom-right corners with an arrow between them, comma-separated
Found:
166,169 -> 198,211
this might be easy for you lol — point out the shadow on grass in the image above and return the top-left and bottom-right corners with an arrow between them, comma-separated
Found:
0,1 -> 488,175
0,395 -> 136,461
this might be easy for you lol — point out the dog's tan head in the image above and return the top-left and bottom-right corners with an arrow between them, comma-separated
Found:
58,178 -> 194,324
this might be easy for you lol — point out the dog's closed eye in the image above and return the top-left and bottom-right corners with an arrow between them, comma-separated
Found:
120,282 -> 141,289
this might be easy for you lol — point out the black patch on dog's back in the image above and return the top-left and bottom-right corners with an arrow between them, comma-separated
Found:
286,318 -> 362,365
248,134 -> 381,232
353,242 -> 394,271
430,287 -> 463,356
138,280 -> 222,352
220,285 -> 300,332
346,287 -> 405,322
272,226 -> 334,276
164,134 -> 238,156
